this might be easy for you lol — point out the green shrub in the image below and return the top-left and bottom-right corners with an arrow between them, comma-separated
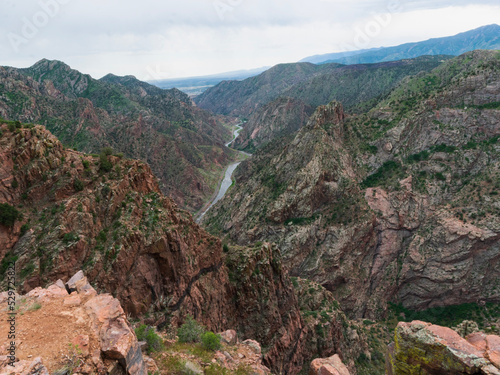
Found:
63,232 -> 79,243
435,172 -> 446,181
201,331 -> 221,351
20,224 -> 29,236
8,123 -> 15,132
463,140 -> 477,150
177,315 -> 205,343
361,160 -> 402,188
102,147 -> 114,156
15,121 -> 21,129
73,178 -> 84,192
11,179 -> 18,189
99,153 -> 113,173
146,329 -> 164,353
432,143 -> 456,153
102,185 -> 111,197
407,150 -> 430,163
28,302 -> 42,311
82,160 -> 90,169
135,324 -> 164,354
0,203 -> 20,226
96,230 -> 107,243
222,244 -> 229,253
0,252 -> 18,278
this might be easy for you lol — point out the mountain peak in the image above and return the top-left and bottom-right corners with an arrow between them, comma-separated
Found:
30,58 -> 73,72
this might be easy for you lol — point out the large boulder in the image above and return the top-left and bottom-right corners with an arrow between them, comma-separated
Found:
84,292 -> 145,375
309,354 -> 350,375
387,321 -> 500,374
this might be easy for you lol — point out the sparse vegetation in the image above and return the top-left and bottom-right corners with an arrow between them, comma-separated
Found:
28,302 -> 42,311
389,302 -> 500,331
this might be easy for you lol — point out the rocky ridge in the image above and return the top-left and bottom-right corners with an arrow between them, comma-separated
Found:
0,123 -> 366,374
195,56 -> 449,117
0,59 -> 235,212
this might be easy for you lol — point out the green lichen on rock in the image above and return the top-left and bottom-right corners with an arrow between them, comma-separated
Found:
389,321 -> 494,374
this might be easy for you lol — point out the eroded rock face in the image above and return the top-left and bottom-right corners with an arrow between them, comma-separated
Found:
202,51 -> 500,319
223,243 -> 367,375
0,123 -> 230,329
387,321 -> 500,375
233,97 -> 314,152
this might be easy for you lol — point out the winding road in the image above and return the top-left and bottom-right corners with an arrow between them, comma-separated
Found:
196,123 -> 249,223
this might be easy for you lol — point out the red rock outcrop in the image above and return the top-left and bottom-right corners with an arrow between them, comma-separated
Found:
387,321 -> 500,375
310,354 -> 351,375
0,271 -> 146,374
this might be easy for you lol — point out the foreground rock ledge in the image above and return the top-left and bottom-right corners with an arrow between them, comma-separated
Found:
0,271 -> 146,375
387,320 -> 500,375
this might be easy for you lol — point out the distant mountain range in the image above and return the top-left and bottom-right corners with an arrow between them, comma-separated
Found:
151,25 -> 499,96
301,24 -> 500,65
195,55 -> 450,118
149,67 -> 269,96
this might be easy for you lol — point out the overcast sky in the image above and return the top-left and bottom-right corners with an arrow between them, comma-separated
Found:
0,0 -> 499,80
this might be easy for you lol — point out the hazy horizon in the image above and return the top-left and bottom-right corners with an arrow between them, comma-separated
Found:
0,0 -> 499,80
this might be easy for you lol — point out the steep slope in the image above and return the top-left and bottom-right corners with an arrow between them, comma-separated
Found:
195,56 -> 449,117
0,123 -> 366,374
0,59 -> 235,212
233,97 -> 314,152
301,24 -> 500,65
195,62 -> 330,116
201,50 -> 500,319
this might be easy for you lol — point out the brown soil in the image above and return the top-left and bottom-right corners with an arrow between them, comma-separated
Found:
0,292 -> 100,372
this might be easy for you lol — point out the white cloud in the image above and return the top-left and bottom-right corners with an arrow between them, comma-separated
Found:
0,0 -> 498,78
